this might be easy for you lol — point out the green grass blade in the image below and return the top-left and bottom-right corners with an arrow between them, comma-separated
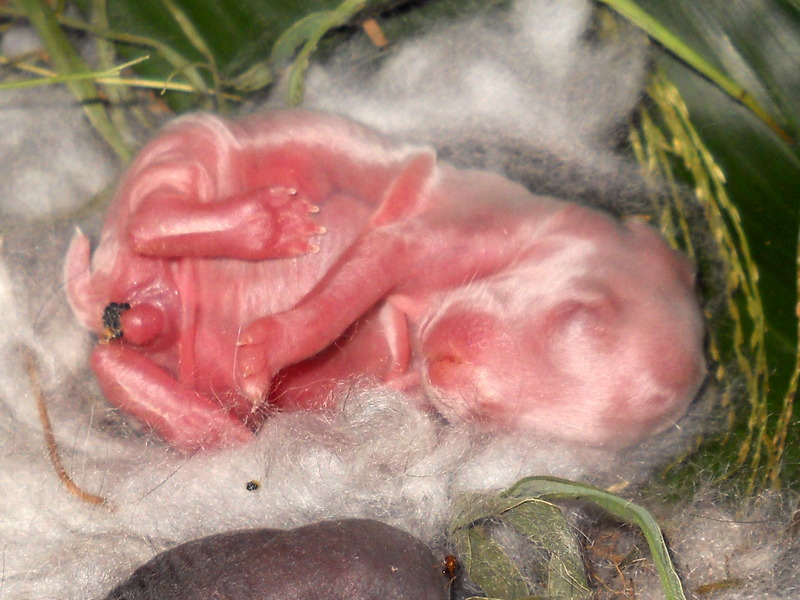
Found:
272,11 -> 333,66
0,56 -> 149,91
272,0 -> 369,105
91,0 -> 133,141
599,0 -> 792,143
158,0 -> 222,108
12,0 -> 131,161
0,4 -> 213,99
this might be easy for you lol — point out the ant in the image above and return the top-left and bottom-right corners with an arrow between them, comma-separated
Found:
438,554 -> 460,587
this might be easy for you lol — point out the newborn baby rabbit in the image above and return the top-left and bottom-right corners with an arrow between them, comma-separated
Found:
65,109 -> 706,451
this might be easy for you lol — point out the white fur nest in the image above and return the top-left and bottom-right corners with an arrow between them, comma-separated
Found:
0,2 -> 797,599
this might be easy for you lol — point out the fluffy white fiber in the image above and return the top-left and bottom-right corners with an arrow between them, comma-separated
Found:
0,2 -> 796,599
301,0 -> 651,211
304,0 -> 646,146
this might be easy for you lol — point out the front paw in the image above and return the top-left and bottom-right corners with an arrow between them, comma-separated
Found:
259,186 -> 326,257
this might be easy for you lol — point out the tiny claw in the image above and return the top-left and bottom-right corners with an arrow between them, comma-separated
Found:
309,244 -> 320,254
315,226 -> 327,234
238,335 -> 253,346
287,188 -> 298,196
308,204 -> 320,214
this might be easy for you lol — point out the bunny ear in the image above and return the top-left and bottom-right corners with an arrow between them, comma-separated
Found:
64,228 -> 103,332
369,150 -> 437,228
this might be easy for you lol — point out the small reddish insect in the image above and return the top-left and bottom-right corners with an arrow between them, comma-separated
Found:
439,554 -> 460,586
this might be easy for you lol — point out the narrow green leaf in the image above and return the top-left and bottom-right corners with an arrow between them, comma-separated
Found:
449,493 -> 518,532
504,477 -> 686,600
0,55 -> 149,91
273,0 -> 369,105
504,501 -> 589,599
159,0 -> 223,108
271,11 -> 333,65
467,525 -> 530,600
0,4 -> 213,100
227,60 -> 275,92
772,222 -> 800,486
599,0 -> 792,143
91,0 -> 133,141
451,493 -> 590,599
12,0 -> 131,160
159,0 -> 215,61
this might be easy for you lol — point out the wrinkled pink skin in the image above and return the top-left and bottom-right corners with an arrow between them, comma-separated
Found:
65,109 -> 706,451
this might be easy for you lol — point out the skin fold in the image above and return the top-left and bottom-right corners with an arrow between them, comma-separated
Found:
65,109 -> 706,451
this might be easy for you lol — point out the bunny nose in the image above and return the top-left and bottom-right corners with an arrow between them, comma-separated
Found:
118,302 -> 165,346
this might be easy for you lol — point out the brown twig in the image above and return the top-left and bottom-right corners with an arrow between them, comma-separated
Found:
362,18 -> 388,49
25,350 -> 114,509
